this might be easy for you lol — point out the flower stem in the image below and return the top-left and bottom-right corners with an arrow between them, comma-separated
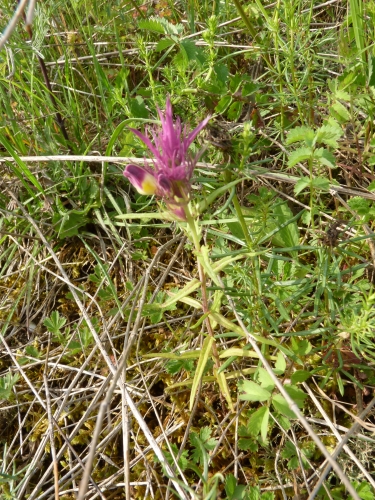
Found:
184,205 -> 221,368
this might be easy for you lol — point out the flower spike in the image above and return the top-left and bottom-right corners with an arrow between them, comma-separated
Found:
124,97 -> 210,219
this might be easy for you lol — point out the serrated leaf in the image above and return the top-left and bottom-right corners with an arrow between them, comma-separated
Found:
286,126 -> 315,146
200,426 -> 218,450
294,176 -> 310,195
238,380 -> 272,401
335,89 -> 351,100
138,18 -> 166,33
155,38 -> 176,52
348,197 -> 369,216
288,147 -> 312,168
238,438 -> 258,452
25,346 -> 40,358
311,176 -> 330,191
313,148 -> 336,169
291,337 -> 312,356
315,122 -> 342,148
139,16 -> 183,35
180,40 -> 204,63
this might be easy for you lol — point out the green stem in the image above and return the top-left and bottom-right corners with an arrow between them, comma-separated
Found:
184,205 -> 221,369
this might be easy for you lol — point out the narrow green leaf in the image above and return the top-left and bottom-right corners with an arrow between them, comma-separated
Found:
160,279 -> 201,309
197,178 -> 243,214
214,367 -> 234,411
260,407 -> 270,442
219,348 -> 263,359
0,135 -> 44,195
190,336 -> 214,410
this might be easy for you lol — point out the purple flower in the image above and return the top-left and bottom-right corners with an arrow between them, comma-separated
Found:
123,97 -> 210,220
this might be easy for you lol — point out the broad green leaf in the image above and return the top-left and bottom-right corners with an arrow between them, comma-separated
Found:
215,95 -> 232,114
271,201 -> 300,249
290,337 -> 312,356
284,384 -> 308,407
260,407 -> 270,442
129,96 -> 149,118
25,346 -> 40,358
138,17 -> 182,34
347,197 -> 369,216
257,367 -> 275,392
288,147 -> 312,168
291,370 -> 311,384
247,406 -> 269,439
331,101 -> 351,123
0,373 -> 20,400
227,101 -> 243,121
238,380 -> 272,402
190,336 -> 214,410
272,394 -> 298,418
311,176 -> 330,191
274,352 -> 286,375
294,177 -> 310,195
155,38 -> 176,52
180,40 -> 205,63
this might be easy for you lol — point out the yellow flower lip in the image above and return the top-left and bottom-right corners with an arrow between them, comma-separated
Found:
123,165 -> 157,195
138,174 -> 158,195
